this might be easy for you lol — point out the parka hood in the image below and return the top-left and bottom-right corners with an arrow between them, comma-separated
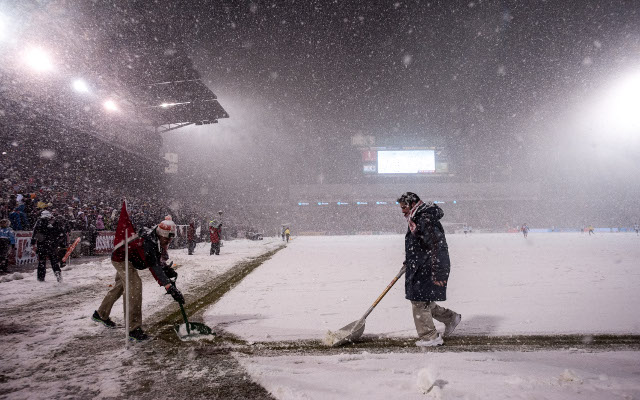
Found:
412,201 -> 444,221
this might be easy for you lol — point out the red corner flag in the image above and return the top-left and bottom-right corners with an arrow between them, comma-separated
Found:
113,200 -> 138,251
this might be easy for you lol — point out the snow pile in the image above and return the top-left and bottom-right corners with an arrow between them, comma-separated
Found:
559,369 -> 583,384
174,323 -> 216,341
323,330 -> 339,347
0,272 -> 24,283
416,368 -> 434,394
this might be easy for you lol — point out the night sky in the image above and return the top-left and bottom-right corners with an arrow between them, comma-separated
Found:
150,0 -> 640,182
5,0 -> 640,197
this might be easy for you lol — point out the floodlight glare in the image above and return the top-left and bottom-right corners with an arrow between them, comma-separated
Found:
72,79 -> 89,93
0,13 -> 6,41
24,47 -> 53,72
103,100 -> 118,111
601,71 -> 640,136
160,101 -> 189,108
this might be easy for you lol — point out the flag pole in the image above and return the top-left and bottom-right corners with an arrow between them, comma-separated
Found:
125,228 -> 129,346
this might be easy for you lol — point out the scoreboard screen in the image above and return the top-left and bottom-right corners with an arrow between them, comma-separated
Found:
378,150 -> 435,174
361,147 -> 450,176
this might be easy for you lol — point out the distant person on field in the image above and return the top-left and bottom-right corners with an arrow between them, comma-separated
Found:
398,192 -> 461,347
209,219 -> 222,255
521,224 -> 529,239
634,223 -> 639,236
588,225 -> 595,236
284,227 -> 290,243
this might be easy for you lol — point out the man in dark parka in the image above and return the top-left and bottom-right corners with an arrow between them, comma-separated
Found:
399,192 -> 461,347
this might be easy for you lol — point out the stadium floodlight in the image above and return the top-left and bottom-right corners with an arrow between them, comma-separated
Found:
0,13 -> 6,41
24,47 -> 53,72
72,79 -> 89,93
596,70 -> 640,138
103,100 -> 118,112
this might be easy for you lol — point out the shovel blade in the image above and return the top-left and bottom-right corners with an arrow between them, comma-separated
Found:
326,318 -> 366,347
174,322 -> 215,341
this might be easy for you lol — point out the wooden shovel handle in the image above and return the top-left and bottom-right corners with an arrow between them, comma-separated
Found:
361,265 -> 406,320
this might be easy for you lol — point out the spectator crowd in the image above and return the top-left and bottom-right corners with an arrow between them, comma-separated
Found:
0,156 -> 206,272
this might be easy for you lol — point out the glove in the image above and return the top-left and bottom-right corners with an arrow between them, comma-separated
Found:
163,263 -> 177,280
166,284 -> 185,304
164,267 -> 177,280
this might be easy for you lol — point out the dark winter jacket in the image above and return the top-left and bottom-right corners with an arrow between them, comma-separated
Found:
404,202 -> 451,302
30,217 -> 67,252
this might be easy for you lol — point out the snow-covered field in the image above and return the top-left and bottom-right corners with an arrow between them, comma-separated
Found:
208,233 -> 640,399
1,233 -> 639,399
208,233 -> 640,341
239,351 -> 640,400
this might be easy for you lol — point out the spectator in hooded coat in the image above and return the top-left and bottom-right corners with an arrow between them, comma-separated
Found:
75,211 -> 87,230
398,192 -> 461,347
96,215 -> 105,230
9,207 -> 29,231
0,219 -> 16,273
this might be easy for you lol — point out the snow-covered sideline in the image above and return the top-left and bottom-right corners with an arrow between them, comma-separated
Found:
0,238 -> 282,399
238,350 -> 640,400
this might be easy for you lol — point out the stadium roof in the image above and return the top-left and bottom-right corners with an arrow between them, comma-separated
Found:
129,79 -> 229,128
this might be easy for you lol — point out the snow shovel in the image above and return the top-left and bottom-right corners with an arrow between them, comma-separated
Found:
327,265 -> 406,347
169,278 -> 215,340
173,301 -> 215,340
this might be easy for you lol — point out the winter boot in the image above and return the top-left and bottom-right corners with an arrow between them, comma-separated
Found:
54,271 -> 63,283
416,333 -> 444,347
443,313 -> 461,338
92,311 -> 116,328
128,327 -> 149,342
